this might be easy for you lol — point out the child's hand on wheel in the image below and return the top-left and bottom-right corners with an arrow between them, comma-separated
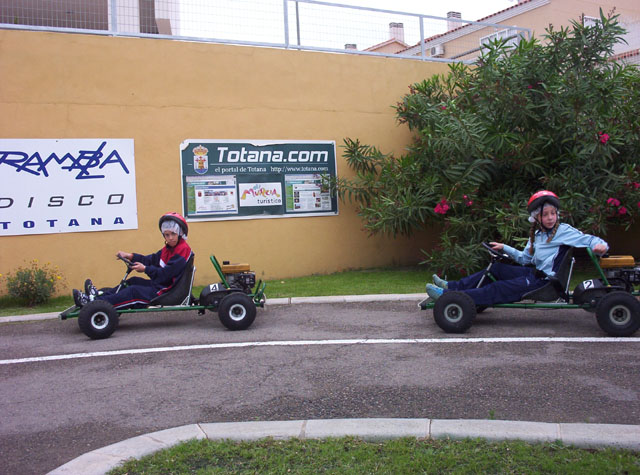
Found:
489,242 -> 504,251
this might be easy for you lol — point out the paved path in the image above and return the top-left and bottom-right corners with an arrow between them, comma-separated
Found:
2,294 -> 639,475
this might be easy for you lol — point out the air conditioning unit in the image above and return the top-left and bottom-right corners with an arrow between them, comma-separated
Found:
430,44 -> 444,57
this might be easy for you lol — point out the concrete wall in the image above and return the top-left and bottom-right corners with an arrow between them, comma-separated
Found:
0,29 -> 447,292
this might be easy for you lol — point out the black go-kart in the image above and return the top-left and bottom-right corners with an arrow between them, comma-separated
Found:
420,243 -> 640,337
59,254 -> 266,340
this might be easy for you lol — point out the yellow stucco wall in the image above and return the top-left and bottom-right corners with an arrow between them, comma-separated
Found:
0,29 -> 448,293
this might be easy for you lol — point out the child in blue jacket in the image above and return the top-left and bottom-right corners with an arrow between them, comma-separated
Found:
426,191 -> 608,306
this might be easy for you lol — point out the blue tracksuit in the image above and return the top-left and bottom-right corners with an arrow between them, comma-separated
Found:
98,239 -> 193,309
446,223 -> 608,306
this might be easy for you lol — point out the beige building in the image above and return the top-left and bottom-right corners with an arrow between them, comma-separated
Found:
0,0 -> 179,35
399,0 -> 640,65
364,22 -> 409,55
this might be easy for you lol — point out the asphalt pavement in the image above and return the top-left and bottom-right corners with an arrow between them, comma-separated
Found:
2,294 -> 639,475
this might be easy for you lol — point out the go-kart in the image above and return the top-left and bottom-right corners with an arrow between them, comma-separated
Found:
59,254 -> 267,340
420,243 -> 640,337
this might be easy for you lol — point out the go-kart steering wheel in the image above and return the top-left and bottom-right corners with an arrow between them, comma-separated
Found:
117,255 -> 134,269
481,242 -> 512,261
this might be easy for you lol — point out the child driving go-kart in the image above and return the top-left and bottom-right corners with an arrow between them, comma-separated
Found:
425,190 -> 609,306
420,190 -> 640,337
72,212 -> 194,310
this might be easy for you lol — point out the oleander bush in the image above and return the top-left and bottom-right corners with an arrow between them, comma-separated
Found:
335,10 -> 640,277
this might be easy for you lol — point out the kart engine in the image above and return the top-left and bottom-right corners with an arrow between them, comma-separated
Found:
226,270 -> 256,292
221,261 -> 256,292
600,255 -> 640,289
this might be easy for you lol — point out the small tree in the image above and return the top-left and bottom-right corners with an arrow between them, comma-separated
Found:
336,10 -> 640,277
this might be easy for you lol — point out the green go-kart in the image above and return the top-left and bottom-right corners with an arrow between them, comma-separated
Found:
59,255 -> 267,340
420,243 -> 640,337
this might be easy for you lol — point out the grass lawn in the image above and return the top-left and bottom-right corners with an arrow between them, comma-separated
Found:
108,437 -> 640,474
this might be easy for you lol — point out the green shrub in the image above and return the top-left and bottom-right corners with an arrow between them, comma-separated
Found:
335,10 -> 640,278
5,260 -> 64,306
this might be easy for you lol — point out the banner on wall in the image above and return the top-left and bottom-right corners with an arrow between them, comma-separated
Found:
0,139 -> 138,236
180,140 -> 338,221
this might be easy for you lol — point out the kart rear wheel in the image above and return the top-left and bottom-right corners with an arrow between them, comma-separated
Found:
607,277 -> 633,293
433,291 -> 476,333
78,300 -> 119,339
595,291 -> 640,337
218,293 -> 256,331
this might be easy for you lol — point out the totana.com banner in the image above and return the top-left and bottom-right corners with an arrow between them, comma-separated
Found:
180,140 -> 338,221
0,139 -> 138,236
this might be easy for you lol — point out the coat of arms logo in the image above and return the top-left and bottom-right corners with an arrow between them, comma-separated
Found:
193,145 -> 209,174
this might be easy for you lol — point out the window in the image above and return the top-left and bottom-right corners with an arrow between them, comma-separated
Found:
583,15 -> 601,28
479,28 -> 521,48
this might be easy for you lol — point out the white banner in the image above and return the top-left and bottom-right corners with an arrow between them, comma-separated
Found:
0,139 -> 138,236
239,182 -> 283,207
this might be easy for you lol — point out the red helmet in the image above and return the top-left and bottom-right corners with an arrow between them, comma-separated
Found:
527,190 -> 560,214
159,212 -> 188,237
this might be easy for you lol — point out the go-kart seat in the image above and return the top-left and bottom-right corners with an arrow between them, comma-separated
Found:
149,254 -> 195,306
521,246 -> 574,302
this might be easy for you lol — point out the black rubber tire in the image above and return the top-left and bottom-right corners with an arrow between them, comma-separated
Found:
433,291 -> 477,333
595,291 -> 640,337
78,300 -> 119,340
218,293 -> 256,330
607,278 -> 633,293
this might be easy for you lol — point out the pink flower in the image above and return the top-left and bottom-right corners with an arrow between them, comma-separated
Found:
618,206 -> 628,215
434,199 -> 450,215
598,132 -> 610,144
633,182 -> 640,189
637,201 -> 640,209
440,105 -> 447,110
463,194 -> 473,207
607,197 -> 620,207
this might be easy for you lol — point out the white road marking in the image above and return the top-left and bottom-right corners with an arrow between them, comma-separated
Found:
2,337 -> 640,365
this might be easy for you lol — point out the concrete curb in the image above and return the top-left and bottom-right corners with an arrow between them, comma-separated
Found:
0,312 -> 60,323
266,293 -> 426,306
48,418 -> 640,474
0,294 -> 427,323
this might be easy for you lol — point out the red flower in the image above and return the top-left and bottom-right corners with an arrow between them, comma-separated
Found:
598,132 -> 610,144
607,197 -> 621,207
633,182 -> 640,189
440,105 -> 447,110
434,199 -> 450,215
618,206 -> 628,215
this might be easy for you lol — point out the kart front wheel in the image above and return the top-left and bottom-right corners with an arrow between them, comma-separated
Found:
78,300 -> 119,339
433,291 -> 476,333
218,293 -> 256,331
595,291 -> 640,337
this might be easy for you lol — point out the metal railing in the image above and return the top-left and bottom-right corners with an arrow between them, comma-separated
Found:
0,0 -> 531,63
